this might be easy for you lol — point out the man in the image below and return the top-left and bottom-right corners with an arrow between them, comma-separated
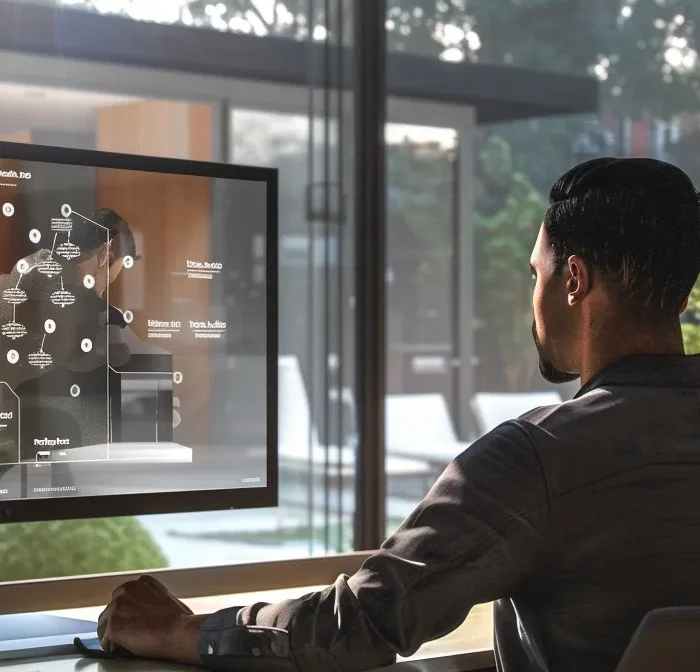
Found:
0,207 -> 139,462
71,206 -> 137,301
97,157 -> 700,672
0,206 -> 138,373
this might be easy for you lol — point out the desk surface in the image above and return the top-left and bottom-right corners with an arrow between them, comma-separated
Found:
6,589 -> 494,671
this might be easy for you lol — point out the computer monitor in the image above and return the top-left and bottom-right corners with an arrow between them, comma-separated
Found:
0,141 -> 278,524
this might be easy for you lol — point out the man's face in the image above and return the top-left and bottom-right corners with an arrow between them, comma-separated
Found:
530,224 -> 580,384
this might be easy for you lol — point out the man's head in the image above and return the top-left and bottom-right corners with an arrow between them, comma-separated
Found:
73,208 -> 137,297
531,157 -> 700,384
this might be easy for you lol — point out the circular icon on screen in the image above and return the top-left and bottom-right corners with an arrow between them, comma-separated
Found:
16,259 -> 29,274
81,338 -> 93,353
123,255 -> 134,269
2,203 -> 14,218
44,319 -> 56,334
123,310 -> 134,324
6,350 -> 18,365
70,384 -> 81,398
29,229 -> 41,244
61,204 -> 72,218
173,410 -> 181,429
83,275 -> 95,290
173,372 -> 183,385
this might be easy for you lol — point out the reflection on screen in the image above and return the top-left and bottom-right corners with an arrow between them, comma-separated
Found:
0,152 -> 269,501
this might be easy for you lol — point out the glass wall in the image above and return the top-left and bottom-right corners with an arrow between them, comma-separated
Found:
0,3 -> 357,580
385,122 -> 458,533
231,109 -> 355,556
11,0 -> 697,577
383,0 -> 700,530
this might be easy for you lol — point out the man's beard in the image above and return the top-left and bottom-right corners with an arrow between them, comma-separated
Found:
532,320 -> 579,384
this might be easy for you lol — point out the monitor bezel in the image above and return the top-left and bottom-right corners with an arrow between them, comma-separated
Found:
0,141 -> 278,523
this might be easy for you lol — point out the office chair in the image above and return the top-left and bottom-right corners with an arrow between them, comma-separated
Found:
615,607 -> 700,671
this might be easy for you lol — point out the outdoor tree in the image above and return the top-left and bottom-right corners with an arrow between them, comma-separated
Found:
474,135 -> 548,391
386,135 -> 456,345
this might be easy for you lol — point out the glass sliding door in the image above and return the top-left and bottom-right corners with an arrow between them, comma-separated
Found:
228,0 -> 357,556
384,122 -> 461,536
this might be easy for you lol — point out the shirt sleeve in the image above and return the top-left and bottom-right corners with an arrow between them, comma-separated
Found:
197,420 -> 550,672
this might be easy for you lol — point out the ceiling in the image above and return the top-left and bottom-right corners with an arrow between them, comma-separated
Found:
0,2 -> 599,126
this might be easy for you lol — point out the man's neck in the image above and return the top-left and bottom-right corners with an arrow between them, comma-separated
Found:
579,324 -> 685,388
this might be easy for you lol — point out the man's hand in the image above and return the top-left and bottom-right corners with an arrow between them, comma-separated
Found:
98,575 -> 206,665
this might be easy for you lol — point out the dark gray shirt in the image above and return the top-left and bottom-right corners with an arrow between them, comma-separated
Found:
198,354 -> 700,672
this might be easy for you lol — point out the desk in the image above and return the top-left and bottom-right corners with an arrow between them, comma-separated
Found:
9,590 -> 494,672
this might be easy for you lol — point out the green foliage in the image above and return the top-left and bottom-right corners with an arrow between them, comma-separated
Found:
474,136 -> 548,391
388,139 -> 456,248
387,137 -> 456,321
682,281 -> 700,355
0,517 -> 167,582
463,0 -> 700,118
682,322 -> 700,356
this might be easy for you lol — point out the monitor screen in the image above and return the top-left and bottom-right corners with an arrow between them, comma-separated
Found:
0,142 -> 277,523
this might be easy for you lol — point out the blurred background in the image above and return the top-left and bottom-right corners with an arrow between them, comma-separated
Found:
2,0 -> 700,580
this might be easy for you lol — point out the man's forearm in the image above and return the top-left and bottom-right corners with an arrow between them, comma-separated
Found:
196,607 -> 300,671
187,423 -> 550,672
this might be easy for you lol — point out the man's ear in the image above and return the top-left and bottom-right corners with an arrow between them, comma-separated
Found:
566,255 -> 590,307
680,297 -> 689,315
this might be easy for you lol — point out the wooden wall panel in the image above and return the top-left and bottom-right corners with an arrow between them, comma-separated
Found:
0,132 -> 31,271
0,158 -> 30,274
188,105 -> 212,162
0,131 -> 32,144
97,101 -> 192,159
96,101 -> 213,448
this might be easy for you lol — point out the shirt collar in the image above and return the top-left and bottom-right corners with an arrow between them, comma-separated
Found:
575,353 -> 700,399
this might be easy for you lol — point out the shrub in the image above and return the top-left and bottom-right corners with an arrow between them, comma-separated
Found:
0,517 -> 167,582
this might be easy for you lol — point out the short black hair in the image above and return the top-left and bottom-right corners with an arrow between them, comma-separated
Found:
544,157 -> 700,320
73,207 -> 137,261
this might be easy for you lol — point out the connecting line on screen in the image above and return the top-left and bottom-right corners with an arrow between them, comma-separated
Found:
71,210 -> 109,232
22,456 -> 185,465
72,209 -> 112,459
108,368 -> 173,446
108,368 -> 173,375
106,232 -> 110,459
49,232 -> 57,258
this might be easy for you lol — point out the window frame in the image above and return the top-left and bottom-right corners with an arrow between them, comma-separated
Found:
0,552 -> 373,614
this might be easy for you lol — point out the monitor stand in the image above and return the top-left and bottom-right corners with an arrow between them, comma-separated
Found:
0,613 -> 98,660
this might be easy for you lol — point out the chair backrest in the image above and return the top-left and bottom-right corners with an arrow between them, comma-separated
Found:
471,392 -> 561,435
385,393 -> 457,446
615,607 -> 700,672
